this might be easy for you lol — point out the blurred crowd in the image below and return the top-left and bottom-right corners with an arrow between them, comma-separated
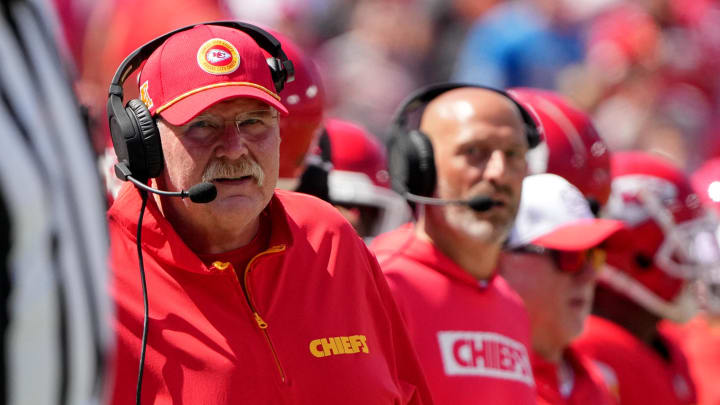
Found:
58,0 -> 720,172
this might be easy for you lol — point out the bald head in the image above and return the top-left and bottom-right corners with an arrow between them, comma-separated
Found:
416,86 -> 529,256
420,88 -> 526,143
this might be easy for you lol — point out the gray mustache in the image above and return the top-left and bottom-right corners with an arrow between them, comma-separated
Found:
201,158 -> 264,186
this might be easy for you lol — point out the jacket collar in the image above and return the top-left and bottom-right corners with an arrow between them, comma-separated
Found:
531,346 -> 584,377
531,347 -> 590,398
375,223 -> 497,288
108,183 -> 293,275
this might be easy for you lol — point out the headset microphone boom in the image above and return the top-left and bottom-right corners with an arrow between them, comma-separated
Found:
403,193 -> 499,212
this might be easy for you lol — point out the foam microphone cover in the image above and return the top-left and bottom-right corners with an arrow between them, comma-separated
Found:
188,182 -> 217,203
467,195 -> 495,212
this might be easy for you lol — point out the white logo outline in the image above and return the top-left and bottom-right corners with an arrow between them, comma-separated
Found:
437,330 -> 534,386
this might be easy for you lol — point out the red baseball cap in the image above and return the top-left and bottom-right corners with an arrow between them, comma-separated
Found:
137,24 -> 288,126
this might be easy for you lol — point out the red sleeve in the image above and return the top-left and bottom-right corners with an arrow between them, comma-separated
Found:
362,243 -> 435,405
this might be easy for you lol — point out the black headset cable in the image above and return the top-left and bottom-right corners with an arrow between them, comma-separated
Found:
135,190 -> 150,405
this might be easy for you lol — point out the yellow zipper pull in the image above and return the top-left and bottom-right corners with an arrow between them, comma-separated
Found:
254,312 -> 268,329
212,261 -> 231,271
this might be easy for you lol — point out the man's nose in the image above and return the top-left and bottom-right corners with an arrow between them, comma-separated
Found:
483,150 -> 508,183
215,124 -> 249,160
574,260 -> 599,284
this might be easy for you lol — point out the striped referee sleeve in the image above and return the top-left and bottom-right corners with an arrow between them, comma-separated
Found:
0,0 -> 111,404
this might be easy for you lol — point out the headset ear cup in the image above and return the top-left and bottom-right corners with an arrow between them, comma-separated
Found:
407,130 -> 436,197
387,128 -> 436,197
107,94 -> 131,168
126,99 -> 163,179
387,129 -> 411,196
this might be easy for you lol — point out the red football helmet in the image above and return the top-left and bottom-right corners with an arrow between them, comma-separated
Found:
508,88 -> 612,209
265,30 -> 325,189
691,158 -> 720,314
325,118 -> 410,238
600,151 -> 720,321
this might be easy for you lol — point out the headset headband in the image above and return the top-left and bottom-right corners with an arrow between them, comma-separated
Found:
386,82 -> 543,200
390,82 -> 541,148
108,20 -> 295,99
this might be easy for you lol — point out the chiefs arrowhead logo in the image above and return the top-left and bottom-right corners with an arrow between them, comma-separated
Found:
197,38 -> 240,75
207,49 -> 231,64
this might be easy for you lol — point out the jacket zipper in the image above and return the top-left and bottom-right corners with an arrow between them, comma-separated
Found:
234,245 -> 287,383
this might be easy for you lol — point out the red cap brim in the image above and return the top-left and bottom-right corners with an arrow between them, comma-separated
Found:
532,218 -> 624,251
158,85 -> 289,126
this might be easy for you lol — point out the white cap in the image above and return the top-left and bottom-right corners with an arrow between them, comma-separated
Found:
507,173 -> 624,251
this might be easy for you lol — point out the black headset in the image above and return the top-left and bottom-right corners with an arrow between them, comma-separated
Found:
386,82 -> 542,199
107,21 -> 295,183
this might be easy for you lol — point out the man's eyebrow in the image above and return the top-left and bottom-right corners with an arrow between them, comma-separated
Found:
183,108 -> 277,128
178,114 -> 213,130
240,108 -> 276,116
188,113 -> 215,122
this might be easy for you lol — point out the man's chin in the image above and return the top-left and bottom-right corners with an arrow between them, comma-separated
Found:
203,195 -> 268,223
217,188 -> 271,204
446,207 -> 511,243
208,175 -> 266,191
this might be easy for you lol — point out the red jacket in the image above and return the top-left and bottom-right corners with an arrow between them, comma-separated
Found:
532,347 -> 617,405
574,315 -> 696,405
108,184 -> 434,404
370,224 -> 536,405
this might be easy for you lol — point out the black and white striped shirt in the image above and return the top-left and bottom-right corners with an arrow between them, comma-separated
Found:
0,0 -> 111,404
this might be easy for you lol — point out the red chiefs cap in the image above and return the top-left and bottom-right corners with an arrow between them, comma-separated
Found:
137,24 -> 288,126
